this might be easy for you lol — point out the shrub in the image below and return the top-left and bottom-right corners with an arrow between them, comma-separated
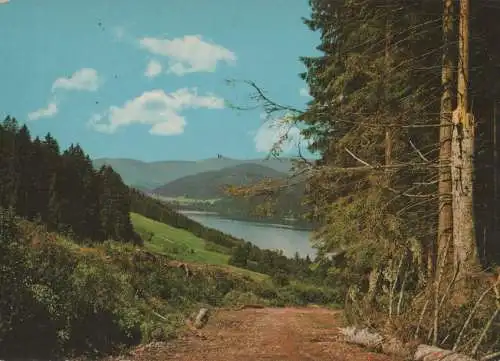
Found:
274,283 -> 342,307
272,270 -> 291,287
204,241 -> 231,255
0,220 -> 144,358
0,213 -> 343,359
222,290 -> 269,307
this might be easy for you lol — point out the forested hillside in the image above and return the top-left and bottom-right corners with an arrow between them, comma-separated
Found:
152,163 -> 286,199
148,162 -> 315,227
0,116 -> 139,244
172,180 -> 314,228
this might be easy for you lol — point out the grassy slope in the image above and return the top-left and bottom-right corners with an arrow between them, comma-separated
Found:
130,212 -> 268,282
4,217 -> 280,358
131,212 -> 228,264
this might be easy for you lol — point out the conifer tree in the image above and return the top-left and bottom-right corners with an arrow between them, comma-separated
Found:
0,119 -> 138,244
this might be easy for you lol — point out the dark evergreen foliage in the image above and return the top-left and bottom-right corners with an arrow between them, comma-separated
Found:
0,117 -> 140,244
299,0 -> 500,274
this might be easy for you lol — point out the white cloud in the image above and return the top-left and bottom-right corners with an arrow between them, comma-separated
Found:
254,114 -> 308,153
89,88 -> 225,135
29,68 -> 100,121
28,101 -> 58,121
139,35 -> 236,76
299,87 -> 310,97
52,68 -> 101,92
0,0 -> 9,4
145,59 -> 162,78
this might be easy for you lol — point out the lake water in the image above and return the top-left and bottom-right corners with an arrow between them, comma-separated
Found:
180,211 -> 317,258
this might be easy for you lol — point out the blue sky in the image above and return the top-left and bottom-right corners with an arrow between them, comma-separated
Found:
0,0 -> 320,161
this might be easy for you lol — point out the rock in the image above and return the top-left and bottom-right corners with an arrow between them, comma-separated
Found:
193,308 -> 210,329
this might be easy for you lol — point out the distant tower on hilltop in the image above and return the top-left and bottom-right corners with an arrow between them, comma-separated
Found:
217,153 -> 223,159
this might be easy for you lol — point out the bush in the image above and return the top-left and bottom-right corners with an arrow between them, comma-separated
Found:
272,270 -> 290,287
222,290 -> 269,307
204,241 -> 231,255
0,212 -> 343,359
275,283 -> 342,307
0,209 -> 38,355
0,216 -> 145,359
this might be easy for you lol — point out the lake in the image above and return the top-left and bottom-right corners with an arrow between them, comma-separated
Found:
180,211 -> 317,258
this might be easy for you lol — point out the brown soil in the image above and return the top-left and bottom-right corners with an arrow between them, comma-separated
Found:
117,307 -> 400,361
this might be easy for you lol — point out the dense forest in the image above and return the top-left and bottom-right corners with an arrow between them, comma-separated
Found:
294,0 -> 500,274
0,116 -> 139,244
232,0 -> 500,356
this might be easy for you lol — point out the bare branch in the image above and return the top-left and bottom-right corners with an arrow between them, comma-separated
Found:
409,138 -> 431,162
225,79 -> 302,114
481,351 -> 500,361
453,281 -> 498,351
344,147 -> 374,168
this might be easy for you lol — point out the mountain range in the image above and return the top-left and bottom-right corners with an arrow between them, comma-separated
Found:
92,156 -> 311,226
92,157 -> 295,191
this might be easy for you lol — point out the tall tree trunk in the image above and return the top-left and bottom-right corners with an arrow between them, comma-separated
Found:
436,0 -> 455,277
451,0 -> 478,277
366,11 -> 393,305
493,102 -> 499,263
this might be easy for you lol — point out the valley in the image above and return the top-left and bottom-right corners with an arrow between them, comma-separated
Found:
179,210 -> 316,258
4,0 -> 500,359
95,157 -> 314,229
0,119 -> 338,360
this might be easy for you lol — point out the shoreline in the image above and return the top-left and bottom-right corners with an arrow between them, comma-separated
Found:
177,209 -> 315,232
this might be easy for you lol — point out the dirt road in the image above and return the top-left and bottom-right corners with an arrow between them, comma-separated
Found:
122,307 -> 398,361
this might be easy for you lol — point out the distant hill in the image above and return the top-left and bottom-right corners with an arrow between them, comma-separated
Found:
152,163 -> 287,199
92,157 -> 295,190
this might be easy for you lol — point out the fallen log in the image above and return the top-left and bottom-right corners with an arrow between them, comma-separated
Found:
338,326 -> 383,350
338,326 -> 414,358
338,327 -> 485,361
414,345 -> 477,361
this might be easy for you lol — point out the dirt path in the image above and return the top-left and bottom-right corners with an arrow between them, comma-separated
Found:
122,307 -> 399,361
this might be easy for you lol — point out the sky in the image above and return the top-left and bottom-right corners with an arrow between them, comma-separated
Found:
0,0 -> 320,162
